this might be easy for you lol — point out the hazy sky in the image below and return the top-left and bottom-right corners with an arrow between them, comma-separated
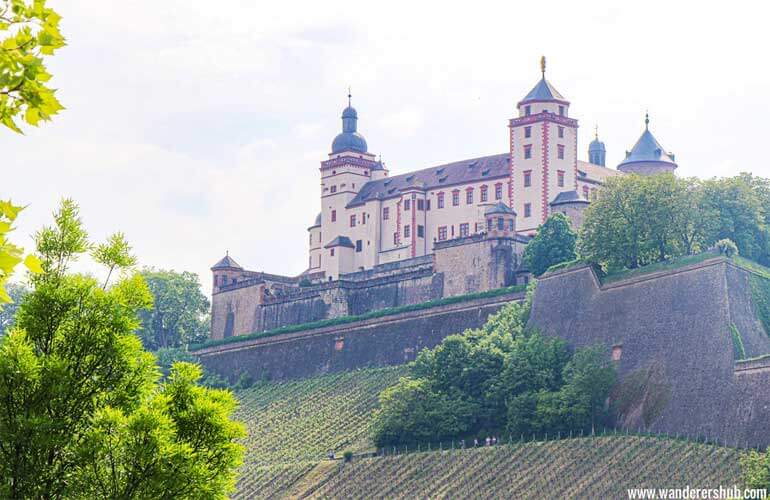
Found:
4,0 -> 770,291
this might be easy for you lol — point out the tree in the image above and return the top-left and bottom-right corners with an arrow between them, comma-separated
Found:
0,281 -> 27,335
523,213 -> 577,276
0,0 -> 65,133
138,269 -> 210,350
0,200 -> 244,499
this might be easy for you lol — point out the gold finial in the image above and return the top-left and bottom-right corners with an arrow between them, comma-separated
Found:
540,55 -> 546,77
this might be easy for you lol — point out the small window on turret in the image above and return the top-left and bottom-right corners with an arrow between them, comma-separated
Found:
525,105 -> 531,116
559,105 -> 565,116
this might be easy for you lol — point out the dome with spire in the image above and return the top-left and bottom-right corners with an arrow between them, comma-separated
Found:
331,93 -> 368,154
617,114 -> 677,174
588,126 -> 606,166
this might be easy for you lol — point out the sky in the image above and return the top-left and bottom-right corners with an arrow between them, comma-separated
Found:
4,0 -> 770,292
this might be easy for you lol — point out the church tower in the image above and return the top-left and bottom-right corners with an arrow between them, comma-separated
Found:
509,57 -> 579,233
617,113 -> 677,175
588,126 -> 606,166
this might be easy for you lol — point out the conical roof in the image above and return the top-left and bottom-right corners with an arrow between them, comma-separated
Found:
211,254 -> 242,270
618,127 -> 676,167
520,77 -> 566,103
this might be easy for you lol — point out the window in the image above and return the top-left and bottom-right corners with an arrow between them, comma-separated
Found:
309,233 -> 312,245
438,226 -> 447,241
558,144 -> 565,160
487,218 -> 492,231
350,214 -> 356,227
480,185 -> 488,202
417,225 -> 425,238
466,189 -> 474,204
558,105 -> 565,116
459,223 -> 469,237
452,190 -> 460,206
525,105 -> 531,116
417,199 -> 425,211
362,212 -> 366,224
558,126 -> 564,138
475,222 -> 482,233
524,203 -> 532,218
524,126 -> 531,138
355,239 -> 362,252
330,248 -> 335,257
331,185 -> 337,193
426,200 -> 431,211
497,217 -> 505,230
451,225 -> 455,237
404,199 -> 411,211
558,170 -> 565,187
437,192 -> 445,209
404,225 -> 411,238
524,145 -> 532,159
495,183 -> 503,200
393,232 -> 398,245
383,207 -> 390,220
524,171 -> 532,187
583,186 -> 590,199
331,210 -> 336,222
509,219 -> 515,231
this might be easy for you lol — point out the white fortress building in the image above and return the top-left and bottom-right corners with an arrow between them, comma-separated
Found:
305,57 -> 675,280
209,57 -> 678,339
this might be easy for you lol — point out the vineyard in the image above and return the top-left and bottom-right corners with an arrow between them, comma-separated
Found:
230,366 -> 748,498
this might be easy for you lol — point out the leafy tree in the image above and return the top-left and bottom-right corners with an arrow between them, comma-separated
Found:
0,200 -> 41,303
742,448 -> 770,492
0,0 -> 65,133
523,213 -> 577,276
0,200 -> 244,499
138,269 -> 210,350
0,281 -> 27,335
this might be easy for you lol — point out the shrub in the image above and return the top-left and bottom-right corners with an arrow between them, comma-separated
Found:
343,450 -> 354,462
716,239 -> 739,257
235,372 -> 255,390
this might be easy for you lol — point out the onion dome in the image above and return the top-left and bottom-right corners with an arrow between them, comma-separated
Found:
331,92 -> 368,154
588,126 -> 607,166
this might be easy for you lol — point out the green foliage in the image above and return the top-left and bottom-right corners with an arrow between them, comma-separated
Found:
342,450 -> 354,462
523,213 -> 577,276
92,231 -> 137,288
0,0 -> 65,133
155,347 -> 230,389
742,448 -> 770,492
716,238 -> 739,257
371,288 -> 616,447
729,324 -> 746,360
0,199 -> 41,303
0,200 -> 244,499
601,251 -> 718,285
191,283 -> 526,351
235,372 -> 255,390
611,364 -> 671,428
138,269 -> 210,350
0,281 -> 27,335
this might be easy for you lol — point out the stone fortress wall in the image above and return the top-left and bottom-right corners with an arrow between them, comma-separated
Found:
199,255 -> 770,447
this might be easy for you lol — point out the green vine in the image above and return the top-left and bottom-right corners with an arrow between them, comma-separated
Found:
729,323 -> 746,360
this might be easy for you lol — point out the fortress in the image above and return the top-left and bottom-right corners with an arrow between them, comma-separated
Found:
209,57 -> 679,341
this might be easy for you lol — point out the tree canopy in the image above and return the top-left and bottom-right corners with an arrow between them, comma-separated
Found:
0,200 -> 244,499
371,284 -> 616,446
523,212 -> 577,276
138,269 -> 210,350
578,173 -> 770,271
0,0 -> 65,133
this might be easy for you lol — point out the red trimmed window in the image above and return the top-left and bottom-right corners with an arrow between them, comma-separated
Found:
437,192 -> 445,209
480,185 -> 488,202
452,190 -> 460,206
524,145 -> 532,159
331,210 -> 336,222
404,225 -> 411,238
524,203 -> 532,218
438,226 -> 447,241
523,171 -> 532,187
558,126 -> 564,138
459,223 -> 469,237
383,207 -> 390,220
404,199 -> 411,211
558,170 -> 565,187
495,183 -> 503,200
393,232 -> 398,245
417,199 -> 425,211
466,189 -> 474,205
350,214 -> 356,227
558,144 -> 565,160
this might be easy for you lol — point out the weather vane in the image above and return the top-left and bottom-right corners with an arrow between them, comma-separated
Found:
348,86 -> 352,107
645,110 -> 650,130
540,55 -> 546,77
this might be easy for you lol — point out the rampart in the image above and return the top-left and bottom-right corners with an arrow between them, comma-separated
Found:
529,257 -> 770,447
197,289 -> 526,381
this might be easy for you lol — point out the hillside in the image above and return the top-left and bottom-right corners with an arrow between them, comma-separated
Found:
231,366 -> 747,499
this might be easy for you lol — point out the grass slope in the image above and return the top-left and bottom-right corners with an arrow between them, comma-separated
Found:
231,367 -> 747,499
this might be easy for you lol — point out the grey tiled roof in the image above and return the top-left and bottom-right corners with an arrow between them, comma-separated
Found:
550,190 -> 589,206
211,255 -> 242,270
521,78 -> 566,103
347,153 -> 510,207
485,201 -> 515,215
324,236 -> 355,248
618,129 -> 676,167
